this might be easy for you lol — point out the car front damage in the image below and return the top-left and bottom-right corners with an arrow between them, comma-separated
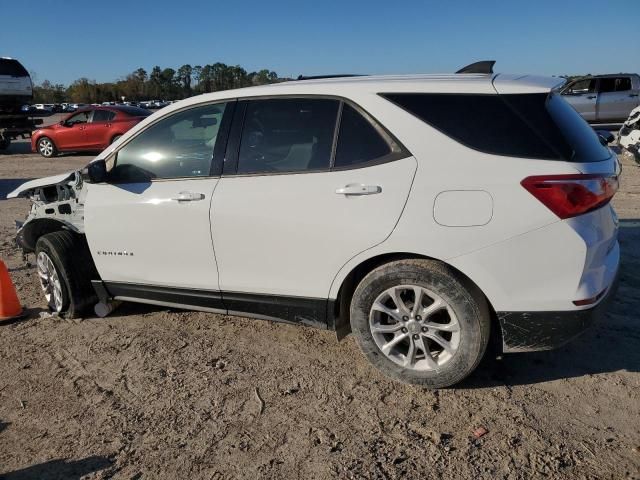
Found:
8,171 -> 87,252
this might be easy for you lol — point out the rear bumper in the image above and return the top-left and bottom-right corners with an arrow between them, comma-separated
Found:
497,265 -> 620,353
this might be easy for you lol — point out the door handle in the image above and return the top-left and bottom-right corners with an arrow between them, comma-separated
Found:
171,191 -> 205,202
587,95 -> 596,99
630,94 -> 639,98
335,184 -> 382,196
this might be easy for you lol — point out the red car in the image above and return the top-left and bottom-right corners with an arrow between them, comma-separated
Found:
31,106 -> 150,157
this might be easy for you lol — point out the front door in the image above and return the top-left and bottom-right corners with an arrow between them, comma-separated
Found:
211,98 -> 416,322
561,78 -> 597,122
84,101 -> 234,305
55,110 -> 91,149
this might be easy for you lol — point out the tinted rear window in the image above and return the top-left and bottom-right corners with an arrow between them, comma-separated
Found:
0,59 -> 29,77
116,106 -> 151,117
381,92 -> 609,162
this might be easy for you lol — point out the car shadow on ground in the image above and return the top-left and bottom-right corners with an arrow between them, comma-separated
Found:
463,219 -> 640,388
0,456 -> 113,480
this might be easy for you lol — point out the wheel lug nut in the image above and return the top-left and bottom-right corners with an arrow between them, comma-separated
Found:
413,334 -> 419,340
401,328 -> 408,333
402,316 -> 409,321
416,315 -> 421,321
422,327 -> 428,332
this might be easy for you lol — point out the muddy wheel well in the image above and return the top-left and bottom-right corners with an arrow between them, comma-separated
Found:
333,253 -> 500,347
20,219 -> 75,252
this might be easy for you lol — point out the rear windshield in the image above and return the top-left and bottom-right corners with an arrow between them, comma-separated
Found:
381,92 -> 609,162
0,59 -> 29,77
116,106 -> 151,117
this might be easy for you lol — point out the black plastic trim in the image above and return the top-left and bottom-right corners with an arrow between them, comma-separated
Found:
209,100 -> 237,176
101,281 -> 334,329
497,269 -> 619,353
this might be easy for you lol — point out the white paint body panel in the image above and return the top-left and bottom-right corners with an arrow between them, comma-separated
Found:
84,179 -> 220,290
211,157 -> 417,297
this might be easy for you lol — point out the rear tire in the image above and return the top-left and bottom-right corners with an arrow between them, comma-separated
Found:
350,259 -> 490,388
37,136 -> 58,158
35,231 -> 98,318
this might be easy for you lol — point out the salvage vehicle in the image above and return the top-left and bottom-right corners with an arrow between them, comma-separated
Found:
619,105 -> 640,164
31,105 -> 151,157
8,62 -> 620,388
560,74 -> 640,124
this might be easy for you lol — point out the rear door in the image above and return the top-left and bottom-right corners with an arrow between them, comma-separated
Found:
561,78 -> 597,122
597,76 -> 636,122
211,97 -> 416,319
83,109 -> 116,148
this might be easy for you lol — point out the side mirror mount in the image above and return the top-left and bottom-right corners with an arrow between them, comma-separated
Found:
594,129 -> 615,146
83,159 -> 108,183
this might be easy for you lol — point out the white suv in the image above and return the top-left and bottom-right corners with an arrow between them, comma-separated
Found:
9,68 -> 620,388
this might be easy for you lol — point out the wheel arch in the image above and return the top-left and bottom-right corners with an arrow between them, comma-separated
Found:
331,251 -> 500,344
18,218 -> 79,252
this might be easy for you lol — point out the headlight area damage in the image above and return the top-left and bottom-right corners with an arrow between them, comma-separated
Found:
9,171 -> 87,252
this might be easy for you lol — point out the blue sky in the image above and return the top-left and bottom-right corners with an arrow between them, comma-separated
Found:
2,0 -> 638,85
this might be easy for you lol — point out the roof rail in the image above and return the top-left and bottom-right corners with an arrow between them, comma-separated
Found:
456,60 -> 496,74
296,74 -> 365,81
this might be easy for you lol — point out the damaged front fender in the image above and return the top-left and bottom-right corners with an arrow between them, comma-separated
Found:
11,171 -> 87,252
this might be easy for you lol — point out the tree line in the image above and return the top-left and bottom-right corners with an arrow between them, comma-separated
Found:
32,63 -> 283,104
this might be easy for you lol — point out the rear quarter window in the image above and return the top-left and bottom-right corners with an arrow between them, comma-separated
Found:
0,59 -> 29,77
381,92 -> 609,162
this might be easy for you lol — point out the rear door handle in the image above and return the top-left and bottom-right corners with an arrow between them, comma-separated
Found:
171,191 -> 205,202
335,184 -> 382,196
630,93 -> 639,98
587,95 -> 597,99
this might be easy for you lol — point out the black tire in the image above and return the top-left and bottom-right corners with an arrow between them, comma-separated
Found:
37,136 -> 58,158
110,134 -> 122,145
350,259 -> 490,388
35,231 -> 98,318
0,137 -> 11,151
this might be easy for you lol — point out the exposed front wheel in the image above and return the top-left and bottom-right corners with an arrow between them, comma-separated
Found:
35,231 -> 98,318
37,136 -> 58,158
350,259 -> 490,388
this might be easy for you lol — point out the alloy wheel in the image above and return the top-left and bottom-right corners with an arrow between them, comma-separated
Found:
369,285 -> 461,371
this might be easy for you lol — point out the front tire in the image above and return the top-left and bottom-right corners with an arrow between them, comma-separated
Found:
35,231 -> 98,318
37,136 -> 58,158
350,259 -> 490,388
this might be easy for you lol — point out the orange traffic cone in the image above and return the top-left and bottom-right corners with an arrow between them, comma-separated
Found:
0,260 -> 23,321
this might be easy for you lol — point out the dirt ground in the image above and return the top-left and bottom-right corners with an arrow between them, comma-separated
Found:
0,121 -> 638,479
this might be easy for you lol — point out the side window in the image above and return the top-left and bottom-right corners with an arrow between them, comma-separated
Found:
67,111 -> 90,125
599,77 -> 632,93
92,110 -> 116,122
334,104 -> 391,168
566,78 -> 595,95
109,102 -> 228,182
237,98 -> 339,174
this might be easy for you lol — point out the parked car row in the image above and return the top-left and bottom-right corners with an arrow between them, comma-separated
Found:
20,100 -> 175,114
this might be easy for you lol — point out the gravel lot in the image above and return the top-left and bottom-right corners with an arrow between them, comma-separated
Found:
0,120 -> 639,479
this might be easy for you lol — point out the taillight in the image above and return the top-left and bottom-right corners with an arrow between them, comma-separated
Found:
521,174 -> 618,219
